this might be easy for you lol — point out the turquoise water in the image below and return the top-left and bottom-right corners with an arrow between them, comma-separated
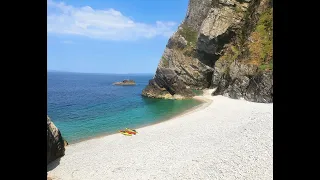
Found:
47,72 -> 202,143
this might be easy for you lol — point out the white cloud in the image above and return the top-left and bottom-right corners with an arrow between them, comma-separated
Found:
47,0 -> 177,41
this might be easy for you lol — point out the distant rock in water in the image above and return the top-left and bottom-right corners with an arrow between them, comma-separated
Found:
47,116 -> 67,165
113,79 -> 136,86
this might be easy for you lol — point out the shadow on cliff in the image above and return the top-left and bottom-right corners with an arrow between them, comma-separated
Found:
47,157 -> 61,172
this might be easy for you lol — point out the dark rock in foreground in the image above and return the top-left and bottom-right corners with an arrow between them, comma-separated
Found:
212,62 -> 273,103
47,116 -> 67,165
113,79 -> 136,86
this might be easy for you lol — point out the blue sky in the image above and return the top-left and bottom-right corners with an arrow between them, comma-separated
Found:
47,0 -> 188,74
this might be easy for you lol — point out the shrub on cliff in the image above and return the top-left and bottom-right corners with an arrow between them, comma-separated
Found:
178,24 -> 197,47
247,7 -> 273,70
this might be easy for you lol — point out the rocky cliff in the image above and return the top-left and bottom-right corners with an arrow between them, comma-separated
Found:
142,0 -> 272,103
47,116 -> 67,165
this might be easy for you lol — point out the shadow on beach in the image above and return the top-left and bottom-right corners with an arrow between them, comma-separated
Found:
47,158 -> 61,172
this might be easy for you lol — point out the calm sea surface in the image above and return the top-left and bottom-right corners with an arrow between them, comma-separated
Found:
47,72 -> 202,143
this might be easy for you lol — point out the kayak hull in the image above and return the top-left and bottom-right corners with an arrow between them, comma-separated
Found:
119,128 -> 138,136
119,131 -> 132,136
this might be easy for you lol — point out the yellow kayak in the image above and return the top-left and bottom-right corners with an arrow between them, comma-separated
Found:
119,131 -> 132,136
126,128 -> 138,134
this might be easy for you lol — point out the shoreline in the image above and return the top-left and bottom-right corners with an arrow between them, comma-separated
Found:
67,92 -> 212,145
48,91 -> 272,179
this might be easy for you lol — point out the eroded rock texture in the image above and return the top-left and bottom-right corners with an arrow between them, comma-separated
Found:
142,0 -> 272,102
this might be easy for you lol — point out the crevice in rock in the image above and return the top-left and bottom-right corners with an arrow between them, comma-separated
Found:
197,29 -> 236,67
205,71 -> 214,88
195,50 -> 219,67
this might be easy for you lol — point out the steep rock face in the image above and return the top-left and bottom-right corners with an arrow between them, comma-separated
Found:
142,0 -> 273,102
211,0 -> 273,103
142,68 -> 194,99
47,116 -> 67,165
212,62 -> 272,103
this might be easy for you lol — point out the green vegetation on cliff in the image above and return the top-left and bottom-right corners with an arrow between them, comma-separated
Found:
248,7 -> 273,70
218,44 -> 241,65
235,5 -> 243,13
178,25 -> 198,57
217,5 -> 273,72
259,61 -> 273,71
178,24 -> 197,47
161,56 -> 169,68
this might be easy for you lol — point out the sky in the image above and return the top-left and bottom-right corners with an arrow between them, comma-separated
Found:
47,0 -> 189,74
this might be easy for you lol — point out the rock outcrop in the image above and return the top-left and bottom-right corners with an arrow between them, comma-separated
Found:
142,0 -> 273,103
212,62 -> 272,103
113,79 -> 136,86
142,68 -> 194,99
211,0 -> 273,103
47,116 -> 67,165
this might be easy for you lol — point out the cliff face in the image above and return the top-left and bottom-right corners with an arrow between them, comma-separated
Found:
47,116 -> 67,165
142,0 -> 273,103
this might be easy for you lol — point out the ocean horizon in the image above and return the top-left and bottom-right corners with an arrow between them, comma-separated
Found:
47,70 -> 155,75
47,71 -> 202,143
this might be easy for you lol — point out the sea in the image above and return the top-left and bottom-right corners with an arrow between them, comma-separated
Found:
47,71 -> 203,144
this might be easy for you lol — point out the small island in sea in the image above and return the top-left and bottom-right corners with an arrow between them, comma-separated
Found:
113,79 -> 136,86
